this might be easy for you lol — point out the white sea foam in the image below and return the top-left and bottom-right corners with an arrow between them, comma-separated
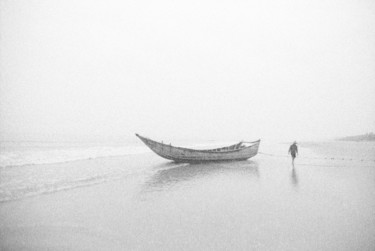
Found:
0,143 -> 149,168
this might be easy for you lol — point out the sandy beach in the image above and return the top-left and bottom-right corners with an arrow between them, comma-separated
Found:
1,141 -> 375,250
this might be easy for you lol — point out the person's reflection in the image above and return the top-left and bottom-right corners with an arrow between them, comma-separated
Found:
290,167 -> 298,188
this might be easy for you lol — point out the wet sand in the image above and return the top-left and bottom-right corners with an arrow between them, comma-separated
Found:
1,143 -> 375,250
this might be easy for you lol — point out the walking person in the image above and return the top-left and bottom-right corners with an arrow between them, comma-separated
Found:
288,141 -> 298,166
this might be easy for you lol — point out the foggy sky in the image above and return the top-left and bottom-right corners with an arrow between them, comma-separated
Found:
1,0 -> 375,141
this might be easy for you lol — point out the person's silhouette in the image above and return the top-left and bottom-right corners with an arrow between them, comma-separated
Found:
288,141 -> 298,166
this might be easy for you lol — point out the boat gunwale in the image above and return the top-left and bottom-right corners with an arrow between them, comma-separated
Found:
135,134 -> 260,153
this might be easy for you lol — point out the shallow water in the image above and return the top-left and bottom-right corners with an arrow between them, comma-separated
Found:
1,141 -> 375,250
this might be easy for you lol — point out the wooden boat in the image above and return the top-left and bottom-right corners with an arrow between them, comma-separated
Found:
135,133 -> 260,163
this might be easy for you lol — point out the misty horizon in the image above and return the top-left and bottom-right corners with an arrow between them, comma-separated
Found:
1,0 -> 374,143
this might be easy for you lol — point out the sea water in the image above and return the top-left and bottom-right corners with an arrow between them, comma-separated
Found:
0,140 -> 149,202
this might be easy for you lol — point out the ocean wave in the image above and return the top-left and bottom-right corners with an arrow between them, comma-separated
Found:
0,145 -> 150,168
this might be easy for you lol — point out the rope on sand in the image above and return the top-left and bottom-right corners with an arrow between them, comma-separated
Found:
258,152 -> 375,163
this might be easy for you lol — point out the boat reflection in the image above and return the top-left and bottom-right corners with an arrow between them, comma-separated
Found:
143,160 -> 259,192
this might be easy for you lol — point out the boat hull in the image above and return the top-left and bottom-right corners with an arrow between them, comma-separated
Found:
136,134 -> 260,163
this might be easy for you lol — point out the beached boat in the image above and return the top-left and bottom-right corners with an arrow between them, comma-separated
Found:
135,134 -> 260,163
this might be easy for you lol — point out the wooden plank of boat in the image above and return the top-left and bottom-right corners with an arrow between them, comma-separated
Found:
135,133 -> 260,163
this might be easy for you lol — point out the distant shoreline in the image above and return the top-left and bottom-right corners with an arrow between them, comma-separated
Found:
337,133 -> 375,142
